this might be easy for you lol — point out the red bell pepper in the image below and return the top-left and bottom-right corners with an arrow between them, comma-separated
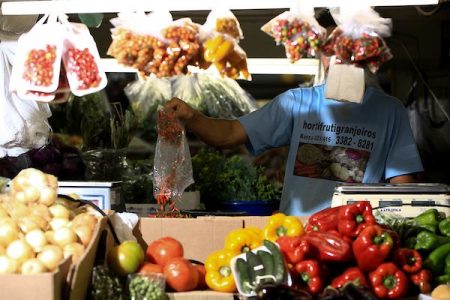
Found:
276,236 -> 310,265
352,225 -> 394,272
394,248 -> 422,274
331,267 -> 368,288
337,202 -> 376,238
305,206 -> 339,232
327,229 -> 353,244
294,260 -> 323,295
410,269 -> 433,294
369,262 -> 408,299
302,231 -> 352,262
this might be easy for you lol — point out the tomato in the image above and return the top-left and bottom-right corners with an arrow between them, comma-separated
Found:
107,240 -> 144,276
194,264 -> 207,290
163,257 -> 198,292
146,236 -> 183,267
138,262 -> 163,274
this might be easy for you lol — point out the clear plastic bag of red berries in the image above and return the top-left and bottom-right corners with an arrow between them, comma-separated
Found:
153,106 -> 194,212
108,10 -> 173,77
10,14 -> 64,94
322,5 -> 393,73
60,17 -> 107,97
261,3 -> 326,62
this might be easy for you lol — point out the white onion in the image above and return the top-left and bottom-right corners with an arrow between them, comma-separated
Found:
72,213 -> 97,230
39,188 -> 57,206
52,227 -> 77,248
18,217 -> 40,233
37,245 -> 63,271
6,240 -> 34,264
32,204 -> 51,221
49,218 -> 69,231
0,255 -> 18,274
21,258 -> 47,274
25,229 -> 48,252
49,204 -> 70,219
0,222 -> 20,247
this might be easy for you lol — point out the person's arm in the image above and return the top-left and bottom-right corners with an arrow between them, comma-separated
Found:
165,97 -> 248,148
389,174 -> 417,184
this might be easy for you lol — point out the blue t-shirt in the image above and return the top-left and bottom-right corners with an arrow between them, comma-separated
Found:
238,84 -> 423,216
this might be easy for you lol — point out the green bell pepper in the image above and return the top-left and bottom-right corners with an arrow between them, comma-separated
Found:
424,243 -> 450,274
414,231 -> 450,251
415,209 -> 442,233
439,217 -> 450,237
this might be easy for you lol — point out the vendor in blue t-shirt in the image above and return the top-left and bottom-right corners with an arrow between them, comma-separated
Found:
164,15 -> 423,216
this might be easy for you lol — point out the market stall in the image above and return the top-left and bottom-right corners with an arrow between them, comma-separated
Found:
1,0 -> 450,299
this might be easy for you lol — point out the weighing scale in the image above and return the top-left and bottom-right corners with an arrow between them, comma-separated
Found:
331,183 -> 450,218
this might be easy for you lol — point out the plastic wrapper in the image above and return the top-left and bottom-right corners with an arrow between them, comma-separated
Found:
202,8 -> 243,40
261,9 -> 326,62
128,273 -> 166,300
124,75 -> 172,140
108,11 -> 172,77
153,106 -> 194,212
198,74 -> 257,118
200,9 -> 250,80
171,74 -> 203,110
61,20 -> 107,96
158,18 -> 201,77
10,14 -> 63,93
322,6 -> 393,73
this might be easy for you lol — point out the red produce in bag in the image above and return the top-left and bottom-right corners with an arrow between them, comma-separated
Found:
153,106 -> 194,213
107,11 -> 172,77
261,5 -> 326,62
61,17 -> 107,96
322,6 -> 393,73
10,14 -> 63,93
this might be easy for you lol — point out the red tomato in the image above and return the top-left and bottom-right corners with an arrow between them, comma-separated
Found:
194,264 -> 207,290
163,257 -> 198,292
138,262 -> 163,274
146,237 -> 183,267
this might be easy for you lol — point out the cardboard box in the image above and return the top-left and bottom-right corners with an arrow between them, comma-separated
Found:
0,216 -> 107,300
135,216 -> 244,263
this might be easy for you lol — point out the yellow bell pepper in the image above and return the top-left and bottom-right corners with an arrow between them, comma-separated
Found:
263,212 -> 305,242
205,249 -> 237,293
225,227 -> 263,254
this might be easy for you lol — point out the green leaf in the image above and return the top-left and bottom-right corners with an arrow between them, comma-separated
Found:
78,13 -> 104,28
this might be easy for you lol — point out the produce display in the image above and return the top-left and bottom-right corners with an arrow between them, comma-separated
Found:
0,168 -> 99,274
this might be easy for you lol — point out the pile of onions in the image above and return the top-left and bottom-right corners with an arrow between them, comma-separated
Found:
0,168 -> 99,274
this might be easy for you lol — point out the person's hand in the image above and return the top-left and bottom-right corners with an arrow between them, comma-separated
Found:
164,97 -> 196,124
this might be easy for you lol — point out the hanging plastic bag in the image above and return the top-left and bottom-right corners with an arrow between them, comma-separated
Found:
202,8 -> 243,41
200,9 -> 250,80
153,106 -> 194,213
10,14 -> 63,93
159,18 -> 201,77
323,6 -> 393,73
61,18 -> 107,96
0,41 -> 51,158
198,74 -> 257,118
261,7 -> 326,62
171,74 -> 203,110
124,74 -> 172,140
108,11 -> 172,77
